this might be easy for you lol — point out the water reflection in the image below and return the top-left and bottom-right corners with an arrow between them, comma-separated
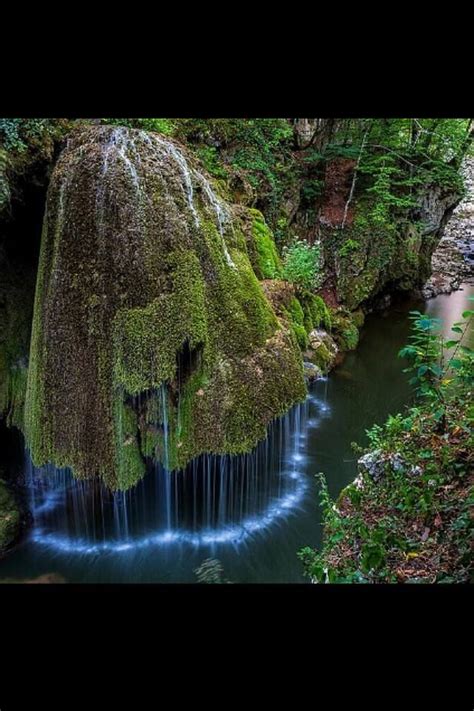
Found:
425,284 -> 474,346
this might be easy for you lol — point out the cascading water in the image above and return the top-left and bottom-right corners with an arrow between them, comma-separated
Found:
95,127 -> 235,269
12,124 -> 308,579
5,287 -> 470,582
24,385 -> 331,556
150,132 -> 236,267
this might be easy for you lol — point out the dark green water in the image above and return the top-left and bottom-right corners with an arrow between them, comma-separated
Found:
0,285 -> 472,583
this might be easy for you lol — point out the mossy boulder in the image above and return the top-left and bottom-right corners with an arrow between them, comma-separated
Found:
261,280 -> 332,358
24,126 -> 306,490
0,479 -> 20,554
331,309 -> 360,351
351,308 -> 365,329
282,297 -> 307,350
304,329 -> 339,373
298,292 -> 332,332
303,361 -> 322,382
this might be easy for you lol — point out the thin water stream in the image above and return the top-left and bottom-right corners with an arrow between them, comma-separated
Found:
0,285 -> 472,583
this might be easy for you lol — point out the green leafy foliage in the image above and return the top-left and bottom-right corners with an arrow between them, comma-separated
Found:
0,118 -> 72,214
282,239 -> 323,291
338,239 -> 359,258
299,304 -> 474,584
0,118 -> 67,153
399,303 -> 474,432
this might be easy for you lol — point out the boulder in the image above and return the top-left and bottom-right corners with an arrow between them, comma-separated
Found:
24,126 -> 306,490
303,361 -> 322,382
358,450 -> 423,482
304,328 -> 339,373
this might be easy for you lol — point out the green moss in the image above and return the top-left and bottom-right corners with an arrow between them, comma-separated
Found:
24,219 -> 54,468
113,397 -> 146,490
342,325 -> 359,351
281,296 -> 307,350
113,251 -> 208,394
291,291 -> 331,334
309,341 -> 333,371
0,480 -> 20,553
331,310 -> 360,351
292,323 -> 309,350
322,196 -> 440,310
249,208 -> 281,279
279,292 -> 333,354
288,296 -> 305,326
4,366 -> 28,430
24,126 -> 305,490
351,309 -> 365,329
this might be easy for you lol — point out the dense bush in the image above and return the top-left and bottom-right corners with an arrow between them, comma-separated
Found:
282,239 -> 323,291
0,119 -> 69,154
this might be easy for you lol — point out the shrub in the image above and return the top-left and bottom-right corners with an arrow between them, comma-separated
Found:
282,239 -> 323,291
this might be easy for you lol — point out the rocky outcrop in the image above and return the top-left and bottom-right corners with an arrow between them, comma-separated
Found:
292,119 -> 340,151
423,157 -> 474,298
357,450 -> 422,486
308,153 -> 464,311
24,126 -> 306,490
304,328 -> 339,373
325,186 -> 462,310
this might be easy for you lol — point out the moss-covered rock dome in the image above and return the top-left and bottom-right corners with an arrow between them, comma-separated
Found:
24,126 -> 305,490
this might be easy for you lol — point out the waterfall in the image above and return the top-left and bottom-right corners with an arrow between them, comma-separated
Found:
25,387 -> 321,555
151,133 -> 236,268
153,134 -> 200,227
159,382 -> 172,530
96,125 -> 235,271
101,126 -> 141,190
160,383 -> 169,471
195,172 -> 236,269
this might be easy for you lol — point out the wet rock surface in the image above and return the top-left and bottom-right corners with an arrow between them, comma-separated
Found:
303,361 -> 322,382
304,328 -> 339,373
423,157 -> 474,298
23,126 -> 306,490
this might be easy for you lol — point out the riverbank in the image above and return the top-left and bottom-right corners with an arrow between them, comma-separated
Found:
299,287 -> 473,583
300,407 -> 473,583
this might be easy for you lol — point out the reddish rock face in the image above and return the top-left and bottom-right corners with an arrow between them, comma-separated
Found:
319,158 -> 356,228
